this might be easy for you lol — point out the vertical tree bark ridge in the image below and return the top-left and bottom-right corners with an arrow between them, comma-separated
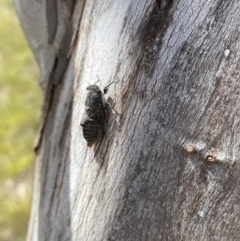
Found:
34,0 -> 76,152
38,60 -> 75,241
14,0 -> 240,240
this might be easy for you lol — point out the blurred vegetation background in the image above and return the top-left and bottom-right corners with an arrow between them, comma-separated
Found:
0,0 -> 42,240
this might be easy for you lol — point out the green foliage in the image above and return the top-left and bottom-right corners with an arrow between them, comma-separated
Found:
0,0 -> 42,240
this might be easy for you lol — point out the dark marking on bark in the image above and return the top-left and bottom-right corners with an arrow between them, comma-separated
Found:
49,159 -> 61,216
52,56 -> 59,74
52,20 -> 73,86
64,0 -> 76,16
120,5 -> 133,34
156,0 -> 174,11
117,2 -> 177,140
56,146 -> 71,215
155,0 -> 161,8
47,0 -> 58,44
213,0 -> 232,22
69,0 -> 86,55
58,99 -> 73,151
34,78 -> 55,153
137,1 -> 175,76
189,188 -> 203,214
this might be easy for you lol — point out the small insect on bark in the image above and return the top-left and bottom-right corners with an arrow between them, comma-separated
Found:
80,81 -> 115,148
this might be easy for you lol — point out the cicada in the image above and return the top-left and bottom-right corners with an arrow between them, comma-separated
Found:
81,81 -> 115,147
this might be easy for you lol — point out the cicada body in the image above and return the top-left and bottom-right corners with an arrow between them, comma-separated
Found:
81,85 -> 107,147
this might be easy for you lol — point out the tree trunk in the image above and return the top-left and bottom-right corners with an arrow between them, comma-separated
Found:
15,0 -> 240,240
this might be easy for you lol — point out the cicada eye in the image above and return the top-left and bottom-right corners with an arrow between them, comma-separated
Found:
103,87 -> 108,94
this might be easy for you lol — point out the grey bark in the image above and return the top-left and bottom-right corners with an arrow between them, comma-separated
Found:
14,0 -> 240,240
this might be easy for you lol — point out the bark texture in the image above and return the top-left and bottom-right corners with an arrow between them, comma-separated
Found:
15,0 -> 240,240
